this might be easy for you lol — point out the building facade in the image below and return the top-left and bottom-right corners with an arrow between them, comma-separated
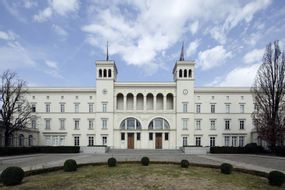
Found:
19,59 -> 259,149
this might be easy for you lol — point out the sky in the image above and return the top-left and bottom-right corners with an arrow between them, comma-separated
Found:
0,0 -> 285,87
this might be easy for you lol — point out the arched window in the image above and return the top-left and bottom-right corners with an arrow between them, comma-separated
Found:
136,93 -> 144,110
184,69 -> 187,78
148,118 -> 170,130
166,93 -> 174,110
179,69 -> 182,78
156,93 -> 163,110
116,93 -> 124,110
8,135 -> 14,146
188,69 -> 192,78
108,69 -> 112,78
99,69 -> 102,77
19,134 -> 24,147
126,93 -> 134,110
146,93 -> 154,110
28,135 -> 33,146
103,69 -> 107,77
120,117 -> 142,130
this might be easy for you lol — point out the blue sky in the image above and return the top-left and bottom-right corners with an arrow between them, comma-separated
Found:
0,0 -> 285,87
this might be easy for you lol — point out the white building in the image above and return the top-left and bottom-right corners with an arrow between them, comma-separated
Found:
17,55 -> 260,149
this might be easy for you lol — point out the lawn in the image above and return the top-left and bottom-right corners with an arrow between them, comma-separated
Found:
0,164 -> 284,190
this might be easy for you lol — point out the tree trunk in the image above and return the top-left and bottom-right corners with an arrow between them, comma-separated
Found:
4,130 -> 9,147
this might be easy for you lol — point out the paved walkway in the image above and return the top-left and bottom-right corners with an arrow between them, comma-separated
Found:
0,150 -> 284,174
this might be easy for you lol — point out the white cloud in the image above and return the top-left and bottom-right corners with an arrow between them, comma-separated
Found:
198,46 -> 232,70
45,60 -> 58,70
209,26 -> 226,44
0,31 -> 16,41
52,24 -> 68,37
23,0 -> 37,9
243,48 -> 264,64
34,7 -> 52,22
190,21 -> 199,34
186,39 -> 200,57
211,64 -> 260,86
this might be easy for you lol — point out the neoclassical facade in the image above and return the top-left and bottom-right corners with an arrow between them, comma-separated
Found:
15,58 -> 259,149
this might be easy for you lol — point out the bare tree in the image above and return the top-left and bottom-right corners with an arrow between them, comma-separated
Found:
252,41 -> 285,147
0,70 -> 31,147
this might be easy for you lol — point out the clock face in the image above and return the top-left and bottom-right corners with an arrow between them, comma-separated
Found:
183,89 -> 188,95
102,89 -> 108,95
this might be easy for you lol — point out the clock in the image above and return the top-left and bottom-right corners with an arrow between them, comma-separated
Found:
183,89 -> 188,95
102,89 -> 108,95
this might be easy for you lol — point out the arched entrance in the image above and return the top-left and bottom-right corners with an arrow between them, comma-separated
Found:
120,117 -> 142,149
148,118 -> 170,149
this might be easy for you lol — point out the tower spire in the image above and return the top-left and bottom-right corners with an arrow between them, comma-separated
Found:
179,41 -> 184,61
106,41 -> 109,61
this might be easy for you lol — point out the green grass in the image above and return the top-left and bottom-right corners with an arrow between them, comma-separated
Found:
1,164 -> 284,190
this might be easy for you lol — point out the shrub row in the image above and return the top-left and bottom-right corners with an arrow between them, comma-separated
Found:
210,146 -> 264,154
0,146 -> 80,156
270,146 -> 285,157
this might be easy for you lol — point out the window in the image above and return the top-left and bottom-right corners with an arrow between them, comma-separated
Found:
225,120 -> 230,130
254,103 -> 259,111
90,96 -> 93,100
46,104 -> 50,113
46,96 -> 49,99
89,104 -> 94,113
102,103 -> 107,112
102,136 -> 107,145
182,102 -> 188,112
137,133 -> 141,141
210,120 -> 216,130
75,103 -> 79,112
240,104 -> 245,113
165,133 -> 169,141
32,104 -> 36,112
102,119 -> 107,129
241,96 -> 244,100
226,96 -> 229,100
211,96 -> 215,100
182,137 -> 188,146
239,136 -> 244,147
195,120 -> 201,130
225,104 -> 230,113
74,120 -> 80,130
74,136 -> 80,146
195,137 -> 201,146
61,96 -> 64,99
60,119 -> 65,130
45,136 -> 51,145
232,136 -> 237,147
19,134 -> 24,147
182,119 -> 188,130
45,119 -> 51,130
59,136 -> 65,146
196,104 -> 201,113
121,133 -> 125,140
224,136 -> 230,146
149,133 -> 153,141
88,136 -> 94,146
210,104 -> 215,113
88,120 -> 94,130
76,96 -> 78,99
28,135 -> 33,146
60,103 -> 65,113
121,118 -> 142,130
32,96 -> 35,99
240,120 -> 245,130
210,137 -> 216,147
31,119 -> 36,129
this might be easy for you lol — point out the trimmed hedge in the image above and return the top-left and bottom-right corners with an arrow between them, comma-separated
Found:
0,146 -> 80,156
141,157 -> 150,166
1,166 -> 25,186
180,160 -> 190,168
271,146 -> 285,157
220,163 -> 233,174
210,145 -> 264,154
64,159 -> 78,172
268,171 -> 285,187
108,157 -> 117,167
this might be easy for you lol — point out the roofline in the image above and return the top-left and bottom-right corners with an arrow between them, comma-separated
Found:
25,87 -> 96,93
195,87 -> 252,93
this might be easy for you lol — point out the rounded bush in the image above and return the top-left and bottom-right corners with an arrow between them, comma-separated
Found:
220,163 -> 233,174
64,159 -> 77,172
1,166 -> 24,186
108,157 -> 117,167
180,160 -> 190,168
141,157 -> 150,166
268,171 -> 285,187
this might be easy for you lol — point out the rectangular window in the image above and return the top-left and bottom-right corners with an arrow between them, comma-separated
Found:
210,120 -> 216,130
137,133 -> 141,141
46,104 -> 50,113
60,119 -> 65,130
74,136 -> 80,146
89,103 -> 94,113
232,136 -> 237,147
210,104 -> 215,113
59,136 -> 65,146
196,104 -> 201,113
239,136 -> 244,147
240,104 -> 245,113
240,120 -> 245,130
75,103 -> 79,112
195,137 -> 201,146
210,137 -> 216,147
195,120 -> 201,130
183,103 -> 188,112
182,119 -> 188,130
74,120 -> 80,130
165,133 -> 169,141
45,136 -> 51,145
225,104 -> 230,113
102,119 -> 107,129
121,133 -> 125,141
45,119 -> 51,130
88,120 -> 94,130
60,104 -> 65,113
225,120 -> 230,130
149,133 -> 153,141
102,103 -> 107,112
102,136 -> 107,145
224,136 -> 230,146
32,104 -> 36,112
88,136 -> 94,146
182,137 -> 188,146
31,119 -> 36,129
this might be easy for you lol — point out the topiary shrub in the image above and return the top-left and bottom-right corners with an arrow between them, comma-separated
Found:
180,159 -> 190,168
141,157 -> 150,166
268,171 -> 285,187
63,159 -> 77,172
108,157 -> 117,167
220,163 -> 233,174
1,166 -> 25,186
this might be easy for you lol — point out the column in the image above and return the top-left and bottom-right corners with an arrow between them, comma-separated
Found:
124,95 -> 126,111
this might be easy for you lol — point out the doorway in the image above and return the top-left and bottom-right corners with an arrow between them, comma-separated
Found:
128,133 -> 134,149
155,133 -> 162,149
